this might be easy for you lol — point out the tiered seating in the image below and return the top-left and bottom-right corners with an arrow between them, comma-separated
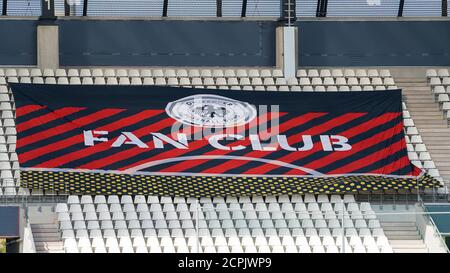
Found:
403,101 -> 440,178
0,67 -> 396,92
0,69 -> 21,196
293,68 -> 396,92
0,67 -> 441,253
55,194 -> 393,253
426,68 -> 450,121
0,67 -> 440,196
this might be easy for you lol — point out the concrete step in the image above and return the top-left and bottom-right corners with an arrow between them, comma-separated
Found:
406,100 -> 439,104
33,236 -> 61,242
427,153 -> 450,158
418,128 -> 450,133
405,92 -> 436,96
384,230 -> 421,237
35,242 -> 63,248
397,83 -> 428,87
405,97 -> 437,101
416,124 -> 448,128
31,222 -> 63,253
407,101 -> 437,105
35,244 -> 64,252
427,145 -> 450,150
407,107 -> 442,112
421,144 -> 450,148
381,222 -> 417,227
400,87 -> 429,91
420,144 -> 450,149
397,79 -> 428,83
414,122 -> 446,127
405,100 -> 435,104
380,218 -> 427,253
410,114 -> 445,118
419,133 -> 450,138
400,87 -> 430,91
389,243 -> 426,249
35,246 -> 64,253
407,107 -> 441,110
30,223 -> 58,229
404,96 -> 432,100
395,76 -> 427,81
408,107 -> 443,113
409,112 -> 443,116
407,111 -> 440,115
35,248 -> 64,253
388,239 -> 425,246
33,228 -> 60,232
413,121 -> 446,125
396,77 -> 427,81
37,250 -> 65,253
438,168 -> 450,171
420,136 -> 450,142
32,228 -> 59,233
387,234 -> 423,240
433,161 -> 450,165
382,226 -> 418,231
405,96 -> 436,100
393,248 -> 428,253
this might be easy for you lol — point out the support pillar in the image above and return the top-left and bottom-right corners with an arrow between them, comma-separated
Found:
37,24 -> 59,69
276,26 -> 298,79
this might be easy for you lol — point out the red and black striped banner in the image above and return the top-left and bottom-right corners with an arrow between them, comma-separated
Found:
10,83 -> 440,196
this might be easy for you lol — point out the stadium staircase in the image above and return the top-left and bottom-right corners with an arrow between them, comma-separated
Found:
380,221 -> 427,253
396,75 -> 450,189
31,223 -> 64,253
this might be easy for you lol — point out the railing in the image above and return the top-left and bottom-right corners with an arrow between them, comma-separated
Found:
0,184 -> 68,204
0,171 -> 449,204
418,202 -> 450,253
0,187 -> 448,205
0,0 -> 449,18
191,199 -> 375,254
51,198 -> 450,253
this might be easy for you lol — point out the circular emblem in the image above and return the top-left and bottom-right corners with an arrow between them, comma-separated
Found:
165,94 -> 257,128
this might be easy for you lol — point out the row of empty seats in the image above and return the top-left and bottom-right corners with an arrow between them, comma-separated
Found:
56,194 -> 393,253
403,102 -> 440,179
1,75 -> 396,87
66,194 -> 357,204
427,69 -> 450,122
0,68 -> 392,79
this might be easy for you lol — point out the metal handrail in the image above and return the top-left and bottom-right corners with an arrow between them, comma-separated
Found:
0,0 -> 448,18
418,202 -> 450,253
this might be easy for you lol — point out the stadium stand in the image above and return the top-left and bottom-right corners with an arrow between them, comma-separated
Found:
0,68 -> 385,195
427,69 -> 450,122
0,68 -> 447,253
0,68 -> 446,196
54,194 -> 392,253
0,0 -> 449,255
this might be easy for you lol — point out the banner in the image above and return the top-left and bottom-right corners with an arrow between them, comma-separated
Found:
11,83 -> 440,196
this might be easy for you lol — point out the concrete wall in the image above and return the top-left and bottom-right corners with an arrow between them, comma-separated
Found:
21,220 -> 36,253
0,206 -> 20,237
1,18 -> 450,67
297,20 -> 450,67
0,20 -> 37,66
58,19 -> 277,67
